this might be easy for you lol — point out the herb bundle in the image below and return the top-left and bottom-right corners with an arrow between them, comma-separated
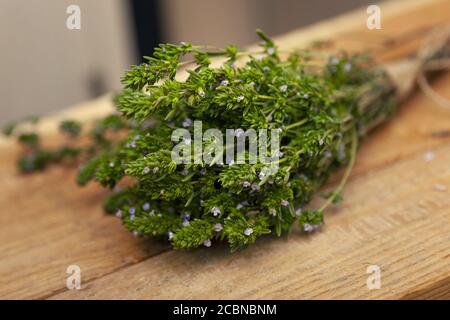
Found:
4,30 -> 397,250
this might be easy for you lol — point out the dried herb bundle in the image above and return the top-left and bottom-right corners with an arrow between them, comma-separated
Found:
4,30 -> 398,250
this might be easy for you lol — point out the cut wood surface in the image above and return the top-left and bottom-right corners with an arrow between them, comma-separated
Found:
1,0 -> 449,299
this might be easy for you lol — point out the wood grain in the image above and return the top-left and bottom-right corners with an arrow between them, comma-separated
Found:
0,0 -> 449,299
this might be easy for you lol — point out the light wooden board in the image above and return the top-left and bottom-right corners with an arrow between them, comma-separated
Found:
0,0 -> 449,299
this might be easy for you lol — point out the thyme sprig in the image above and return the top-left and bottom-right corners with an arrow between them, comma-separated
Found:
4,30 -> 397,250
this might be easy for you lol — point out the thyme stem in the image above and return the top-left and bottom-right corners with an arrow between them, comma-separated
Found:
319,129 -> 358,212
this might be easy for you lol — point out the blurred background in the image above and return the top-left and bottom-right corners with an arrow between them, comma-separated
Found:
0,0 -> 376,126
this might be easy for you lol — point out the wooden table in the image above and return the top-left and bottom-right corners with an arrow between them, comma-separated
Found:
1,0 -> 449,299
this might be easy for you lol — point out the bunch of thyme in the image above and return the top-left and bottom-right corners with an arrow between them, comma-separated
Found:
4,30 -> 397,250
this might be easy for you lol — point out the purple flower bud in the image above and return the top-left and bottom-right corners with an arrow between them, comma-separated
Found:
182,118 -> 193,128
235,129 -> 245,137
211,207 -> 221,216
243,181 -> 251,187
281,199 -> 289,207
142,202 -> 150,211
251,184 -> 260,191
203,239 -> 212,247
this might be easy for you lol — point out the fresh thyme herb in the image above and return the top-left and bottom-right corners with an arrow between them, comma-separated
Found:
4,30 -> 397,250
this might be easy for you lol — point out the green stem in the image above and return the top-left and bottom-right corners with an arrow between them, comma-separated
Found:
285,118 -> 308,130
319,129 -> 358,212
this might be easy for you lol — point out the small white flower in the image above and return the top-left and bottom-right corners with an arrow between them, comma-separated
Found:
259,171 -> 266,179
235,128 -> 245,137
143,166 -> 150,174
211,207 -> 221,216
132,230 -> 139,237
179,41 -> 186,46
181,168 -> 189,176
263,66 -> 270,71
424,151 -> 435,162
276,128 -> 283,134
344,63 -> 352,72
142,202 -> 150,211
267,47 -> 275,55
255,54 -> 264,61
279,84 -> 288,93
295,208 -> 302,216
236,95 -> 245,103
281,199 -> 289,207
318,139 -> 324,146
129,140 -> 137,148
243,181 -> 251,187
269,208 -> 277,216
330,57 -> 339,65
275,150 -> 284,157
236,203 -> 244,209
220,80 -> 229,86
168,231 -> 174,240
129,214 -> 135,221
268,179 -> 274,185
109,162 -> 115,168
115,209 -> 122,218
198,90 -> 205,97
303,93 -> 309,99
153,167 -> 159,174
244,227 -> 253,236
230,63 -> 236,69
182,118 -> 193,128
303,223 -> 314,232
251,184 -> 260,191
248,82 -> 255,87
203,239 -> 212,247
213,223 -> 223,232
182,220 -> 190,227
149,210 -> 155,216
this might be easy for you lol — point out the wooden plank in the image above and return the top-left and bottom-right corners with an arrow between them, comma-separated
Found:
0,0 -> 449,299
0,139 -> 169,299
51,74 -> 450,300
